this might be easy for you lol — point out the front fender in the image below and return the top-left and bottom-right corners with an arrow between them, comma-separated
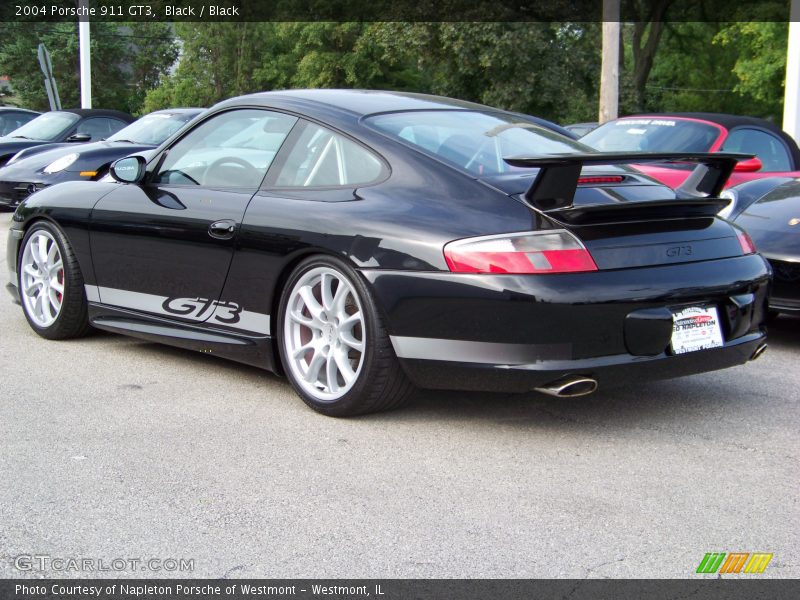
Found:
11,181 -> 122,289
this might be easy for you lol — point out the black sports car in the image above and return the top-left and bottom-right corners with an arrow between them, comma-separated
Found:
5,90 -> 770,416
0,107 -> 40,136
0,108 -> 134,169
0,108 -> 204,209
720,178 -> 800,315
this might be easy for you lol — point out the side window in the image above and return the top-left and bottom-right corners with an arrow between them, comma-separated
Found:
0,112 -> 34,136
274,122 -> 385,187
722,128 -> 792,172
77,117 -> 127,140
154,109 -> 297,188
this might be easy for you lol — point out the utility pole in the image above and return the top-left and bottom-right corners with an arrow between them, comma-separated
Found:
784,0 -> 800,142
79,0 -> 91,108
599,0 -> 620,124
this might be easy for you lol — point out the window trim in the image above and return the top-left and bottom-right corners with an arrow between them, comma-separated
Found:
722,126 -> 795,172
144,107 -> 300,190
260,117 -> 390,192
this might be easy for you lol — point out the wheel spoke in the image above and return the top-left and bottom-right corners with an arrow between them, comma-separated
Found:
48,289 -> 62,313
340,330 -> 364,352
289,309 -> 315,328
331,284 -> 349,316
320,273 -> 335,310
304,351 -> 326,384
298,285 -> 324,321
37,235 -> 49,267
49,259 -> 63,275
24,281 -> 39,296
292,340 -> 315,359
333,349 -> 356,384
47,242 -> 58,265
50,279 -> 64,294
339,311 -> 362,331
325,353 -> 339,393
23,264 -> 40,279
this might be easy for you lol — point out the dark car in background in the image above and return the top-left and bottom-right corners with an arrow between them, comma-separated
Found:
581,113 -> 800,188
0,108 -> 204,209
6,90 -> 769,416
719,177 -> 800,316
0,108 -> 134,168
0,107 -> 40,136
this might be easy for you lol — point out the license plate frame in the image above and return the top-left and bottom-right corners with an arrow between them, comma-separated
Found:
670,305 -> 725,355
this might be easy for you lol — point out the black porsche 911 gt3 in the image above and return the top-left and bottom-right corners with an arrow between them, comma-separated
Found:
5,90 -> 770,416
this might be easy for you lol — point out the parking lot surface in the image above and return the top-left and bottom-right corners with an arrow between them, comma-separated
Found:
0,212 -> 798,578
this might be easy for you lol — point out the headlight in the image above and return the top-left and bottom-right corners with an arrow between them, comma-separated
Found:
43,153 -> 79,174
718,189 -> 737,220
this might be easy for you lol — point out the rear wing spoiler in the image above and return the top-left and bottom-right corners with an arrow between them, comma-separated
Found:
503,152 -> 753,212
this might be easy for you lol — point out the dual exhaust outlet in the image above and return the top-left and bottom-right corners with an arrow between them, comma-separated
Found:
535,342 -> 768,398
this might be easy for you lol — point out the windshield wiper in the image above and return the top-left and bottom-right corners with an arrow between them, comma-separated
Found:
109,139 -> 137,144
11,135 -> 33,140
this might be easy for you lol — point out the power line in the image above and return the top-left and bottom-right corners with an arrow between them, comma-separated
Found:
646,85 -> 737,93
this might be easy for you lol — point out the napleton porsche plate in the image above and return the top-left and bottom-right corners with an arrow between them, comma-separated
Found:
671,306 -> 725,355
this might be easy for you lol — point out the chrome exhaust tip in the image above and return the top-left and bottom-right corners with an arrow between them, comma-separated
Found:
535,376 -> 598,398
750,343 -> 768,361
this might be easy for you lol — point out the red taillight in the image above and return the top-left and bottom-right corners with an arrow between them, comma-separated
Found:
444,230 -> 598,274
737,231 -> 756,255
577,175 -> 624,185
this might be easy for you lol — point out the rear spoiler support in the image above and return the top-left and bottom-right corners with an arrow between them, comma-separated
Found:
503,152 -> 753,212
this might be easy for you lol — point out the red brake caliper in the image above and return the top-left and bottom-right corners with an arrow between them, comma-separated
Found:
57,268 -> 64,303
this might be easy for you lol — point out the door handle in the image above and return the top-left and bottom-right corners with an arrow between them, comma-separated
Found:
208,219 -> 237,240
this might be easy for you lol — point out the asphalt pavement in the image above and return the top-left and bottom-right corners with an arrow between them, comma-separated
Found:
0,211 -> 797,578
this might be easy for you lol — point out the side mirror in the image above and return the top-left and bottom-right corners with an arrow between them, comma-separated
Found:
66,133 -> 92,143
733,157 -> 763,173
110,156 -> 146,184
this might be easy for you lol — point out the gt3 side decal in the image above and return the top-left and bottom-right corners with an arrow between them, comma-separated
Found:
84,285 -> 270,335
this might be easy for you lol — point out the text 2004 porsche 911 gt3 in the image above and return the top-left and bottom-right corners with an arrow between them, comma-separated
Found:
5,90 -> 770,416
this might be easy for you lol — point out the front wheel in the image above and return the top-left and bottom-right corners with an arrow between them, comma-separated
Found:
18,221 -> 91,340
277,255 -> 414,416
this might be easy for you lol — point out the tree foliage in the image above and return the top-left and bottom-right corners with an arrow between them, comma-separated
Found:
0,22 -> 178,115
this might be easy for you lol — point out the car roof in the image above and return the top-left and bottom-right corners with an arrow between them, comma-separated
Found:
228,89 -> 505,117
217,88 -> 572,137
621,112 -> 800,169
0,106 -> 40,114
147,108 -> 205,116
57,108 -> 135,122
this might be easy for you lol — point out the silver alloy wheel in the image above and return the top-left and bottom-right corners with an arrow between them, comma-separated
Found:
283,266 -> 366,402
20,229 -> 65,328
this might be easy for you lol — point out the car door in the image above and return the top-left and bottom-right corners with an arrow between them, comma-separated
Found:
89,108 -> 298,325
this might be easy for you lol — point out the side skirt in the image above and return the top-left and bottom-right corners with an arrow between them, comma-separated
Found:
87,303 -> 277,372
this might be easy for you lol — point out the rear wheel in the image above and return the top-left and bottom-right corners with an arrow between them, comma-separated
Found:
277,255 -> 414,416
18,221 -> 91,340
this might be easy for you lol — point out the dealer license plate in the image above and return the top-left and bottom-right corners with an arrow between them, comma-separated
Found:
670,306 -> 724,355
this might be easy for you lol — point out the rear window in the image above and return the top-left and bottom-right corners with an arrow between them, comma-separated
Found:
581,118 -> 722,153
367,110 -> 589,176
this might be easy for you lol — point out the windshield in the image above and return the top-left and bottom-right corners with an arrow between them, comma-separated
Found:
108,112 -> 197,145
367,110 -> 591,176
581,118 -> 722,153
8,111 -> 80,141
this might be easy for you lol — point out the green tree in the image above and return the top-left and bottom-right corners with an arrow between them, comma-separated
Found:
0,22 -> 178,114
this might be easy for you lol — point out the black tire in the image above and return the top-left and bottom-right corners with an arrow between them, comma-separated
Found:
18,221 -> 91,340
277,255 -> 415,417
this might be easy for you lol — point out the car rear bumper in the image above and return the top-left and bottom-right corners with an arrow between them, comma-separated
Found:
361,254 -> 771,393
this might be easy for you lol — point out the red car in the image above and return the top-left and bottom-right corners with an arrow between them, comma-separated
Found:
580,113 -> 800,188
